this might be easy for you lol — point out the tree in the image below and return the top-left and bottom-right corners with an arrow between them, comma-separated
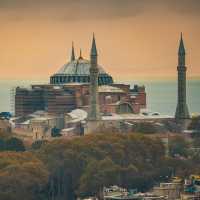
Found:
0,152 -> 49,200
38,133 -> 166,198
2,132 -> 200,199
31,140 -> 47,150
78,157 -> 120,198
120,164 -> 139,189
5,137 -> 25,151
192,137 -> 200,148
0,138 -> 5,151
169,136 -> 189,158
135,122 -> 157,134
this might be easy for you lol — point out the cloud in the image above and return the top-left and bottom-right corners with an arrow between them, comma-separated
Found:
169,0 -> 200,15
0,0 -> 140,21
0,0 -> 200,21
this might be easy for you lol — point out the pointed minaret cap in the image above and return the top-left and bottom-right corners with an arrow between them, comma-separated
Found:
178,32 -> 185,55
79,48 -> 83,59
90,33 -> 98,56
71,42 -> 75,61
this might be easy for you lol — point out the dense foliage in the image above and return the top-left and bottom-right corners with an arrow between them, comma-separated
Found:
31,140 -> 47,150
0,152 -> 49,200
168,136 -> 189,157
134,122 -> 157,134
0,132 -> 25,152
1,132 -> 200,200
38,133 -> 165,199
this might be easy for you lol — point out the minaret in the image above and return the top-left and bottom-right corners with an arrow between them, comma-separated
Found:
71,42 -> 75,61
88,34 -> 100,120
175,33 -> 190,120
79,48 -> 83,59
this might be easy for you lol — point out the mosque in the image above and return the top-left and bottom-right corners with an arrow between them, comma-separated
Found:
13,33 -> 191,138
15,36 -> 146,117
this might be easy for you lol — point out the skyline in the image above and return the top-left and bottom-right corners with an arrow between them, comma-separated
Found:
0,0 -> 200,80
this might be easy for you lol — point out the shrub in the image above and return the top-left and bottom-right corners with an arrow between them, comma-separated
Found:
5,137 -> 25,152
31,140 -> 47,150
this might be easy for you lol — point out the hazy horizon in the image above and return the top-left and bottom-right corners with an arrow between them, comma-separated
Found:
1,79 -> 200,114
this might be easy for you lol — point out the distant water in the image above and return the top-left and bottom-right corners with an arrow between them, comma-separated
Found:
0,79 -> 199,116
0,80 -> 47,114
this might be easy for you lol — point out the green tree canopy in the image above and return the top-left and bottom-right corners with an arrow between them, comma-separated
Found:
38,133 -> 165,198
5,137 -> 25,152
169,136 -> 189,158
0,152 -> 49,200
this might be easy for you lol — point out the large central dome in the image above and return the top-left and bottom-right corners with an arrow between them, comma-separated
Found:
50,56 -> 113,85
58,58 -> 107,75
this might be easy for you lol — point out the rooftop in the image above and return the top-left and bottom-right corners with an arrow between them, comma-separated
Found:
102,113 -> 173,121
55,58 -> 107,76
68,109 -> 88,122
99,85 -> 125,93
50,55 -> 113,85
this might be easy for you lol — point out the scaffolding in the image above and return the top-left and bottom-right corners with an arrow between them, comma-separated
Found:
10,87 -> 16,116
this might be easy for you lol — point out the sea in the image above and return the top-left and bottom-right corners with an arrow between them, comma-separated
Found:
0,79 -> 199,116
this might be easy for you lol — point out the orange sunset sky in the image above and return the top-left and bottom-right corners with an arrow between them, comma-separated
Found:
0,0 -> 199,81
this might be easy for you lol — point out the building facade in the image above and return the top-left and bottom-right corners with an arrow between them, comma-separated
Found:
15,37 -> 146,117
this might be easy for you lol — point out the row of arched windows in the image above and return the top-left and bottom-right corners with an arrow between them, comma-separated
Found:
50,75 -> 113,85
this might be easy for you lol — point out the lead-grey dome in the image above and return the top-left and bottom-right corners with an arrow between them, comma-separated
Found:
50,57 -> 113,85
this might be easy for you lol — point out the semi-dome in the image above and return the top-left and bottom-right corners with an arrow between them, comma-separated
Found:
50,56 -> 113,85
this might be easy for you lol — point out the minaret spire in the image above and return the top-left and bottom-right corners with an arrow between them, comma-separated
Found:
178,32 -> 185,55
88,33 -> 100,121
91,33 -> 98,56
79,48 -> 83,59
178,33 -> 185,66
71,42 -> 75,61
175,33 -> 190,120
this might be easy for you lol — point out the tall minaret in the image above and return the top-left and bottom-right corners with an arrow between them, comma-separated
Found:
71,42 -> 75,61
175,33 -> 190,120
88,34 -> 100,120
